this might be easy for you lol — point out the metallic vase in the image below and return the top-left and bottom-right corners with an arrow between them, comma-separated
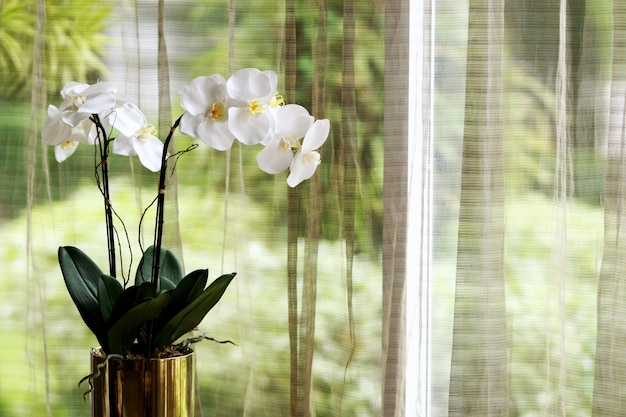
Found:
90,348 -> 195,417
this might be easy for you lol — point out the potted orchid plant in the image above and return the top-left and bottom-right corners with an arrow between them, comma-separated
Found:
42,68 -> 329,417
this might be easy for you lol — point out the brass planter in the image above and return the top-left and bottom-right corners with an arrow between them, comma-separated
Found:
90,348 -> 195,417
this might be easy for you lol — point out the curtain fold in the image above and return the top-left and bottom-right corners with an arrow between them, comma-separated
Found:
383,0 -> 409,415
593,2 -> 626,415
157,0 -> 183,262
448,0 -> 508,414
435,0 -> 626,415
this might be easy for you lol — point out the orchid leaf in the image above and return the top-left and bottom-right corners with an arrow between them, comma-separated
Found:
153,273 -> 235,348
97,274 -> 123,323
135,281 -> 157,303
169,269 -> 209,310
107,291 -> 170,356
106,285 -> 140,327
135,246 -> 183,292
58,246 -> 106,339
152,269 -> 209,332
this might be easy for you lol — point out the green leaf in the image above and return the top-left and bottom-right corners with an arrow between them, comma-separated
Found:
153,273 -> 235,348
58,246 -> 106,341
170,269 -> 209,309
97,274 -> 123,324
135,246 -> 183,292
135,281 -> 157,303
107,291 -> 170,356
152,269 -> 209,333
106,285 -> 140,327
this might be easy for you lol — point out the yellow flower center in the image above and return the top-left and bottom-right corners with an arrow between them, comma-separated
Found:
205,103 -> 226,121
270,92 -> 285,108
71,95 -> 85,110
303,151 -> 321,166
138,124 -> 156,141
248,100 -> 264,116
280,136 -> 301,153
61,141 -> 76,149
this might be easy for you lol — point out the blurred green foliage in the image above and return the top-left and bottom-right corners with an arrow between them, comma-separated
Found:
0,0 -> 110,100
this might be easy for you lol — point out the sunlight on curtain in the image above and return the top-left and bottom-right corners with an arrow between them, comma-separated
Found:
405,0 -> 431,416
424,0 -> 623,416
0,0 -> 385,416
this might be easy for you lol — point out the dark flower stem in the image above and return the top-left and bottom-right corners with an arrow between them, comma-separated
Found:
151,116 -> 182,288
92,114 -> 116,277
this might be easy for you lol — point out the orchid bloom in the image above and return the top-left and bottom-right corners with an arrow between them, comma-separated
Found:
179,74 -> 235,151
52,123 -> 96,163
43,104 -> 98,162
110,103 -> 163,172
42,104 -> 76,146
226,68 -> 278,145
58,82 -> 117,127
287,119 -> 330,187
257,104 -> 314,174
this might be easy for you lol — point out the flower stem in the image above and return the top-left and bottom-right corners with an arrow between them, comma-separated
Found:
93,114 -> 116,277
151,116 -> 182,288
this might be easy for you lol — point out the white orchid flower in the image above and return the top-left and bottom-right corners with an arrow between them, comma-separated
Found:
43,104 -> 98,162
42,104 -> 75,146
257,104 -> 314,174
227,68 -> 278,145
287,119 -> 330,187
179,74 -> 236,151
52,122 -> 97,163
110,102 -> 163,172
58,81 -> 117,127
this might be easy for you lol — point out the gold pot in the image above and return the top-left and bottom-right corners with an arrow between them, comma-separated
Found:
90,347 -> 195,417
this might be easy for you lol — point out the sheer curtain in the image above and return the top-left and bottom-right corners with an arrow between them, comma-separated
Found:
416,0 -> 626,415
5,0 -> 626,416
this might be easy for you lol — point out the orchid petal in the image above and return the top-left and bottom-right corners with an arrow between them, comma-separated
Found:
257,139 -> 294,174
302,119 -> 330,151
133,136 -> 164,172
110,103 -> 146,137
194,119 -> 235,151
111,135 -> 135,157
287,151 -> 320,187
73,120 -> 97,145
228,107 -> 273,145
180,74 -> 227,115
273,104 -> 313,139
227,68 -> 275,102
78,92 -> 116,115
60,82 -> 89,99
61,110 -> 91,128
42,105 -> 71,145
83,82 -> 117,96
263,70 -> 278,93
179,112 -> 203,138
54,141 -> 79,163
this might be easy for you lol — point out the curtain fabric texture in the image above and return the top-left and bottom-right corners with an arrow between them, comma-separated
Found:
425,0 -> 626,416
593,1 -> 626,415
6,0 -> 626,416
383,0 -> 409,416
447,0 -> 508,414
